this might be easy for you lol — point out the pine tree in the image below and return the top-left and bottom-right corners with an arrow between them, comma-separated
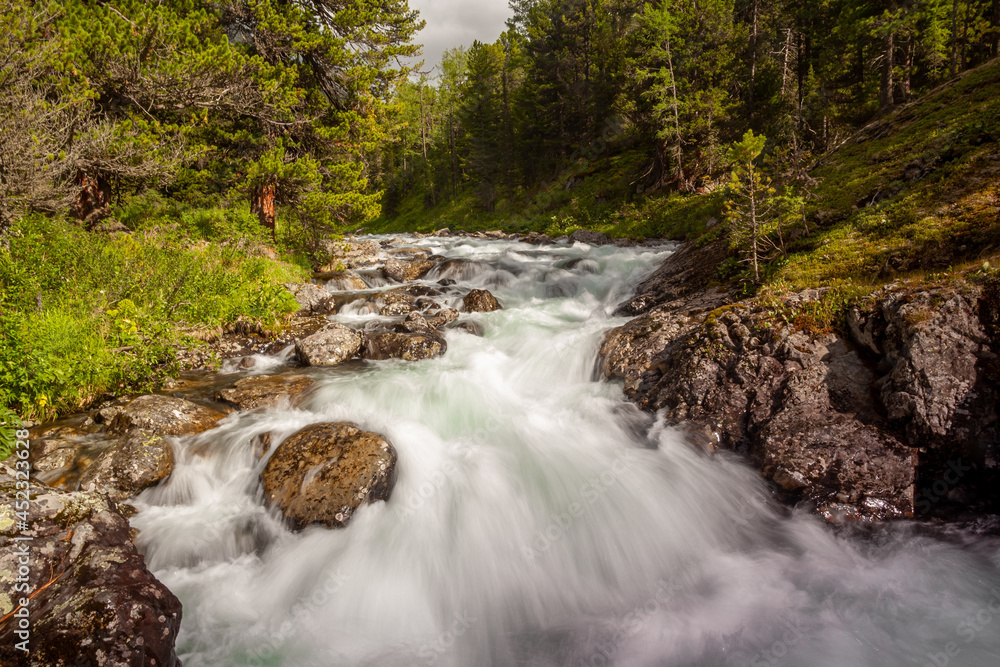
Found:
724,130 -> 780,283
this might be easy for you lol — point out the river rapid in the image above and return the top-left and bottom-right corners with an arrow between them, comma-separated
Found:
131,236 -> 1000,667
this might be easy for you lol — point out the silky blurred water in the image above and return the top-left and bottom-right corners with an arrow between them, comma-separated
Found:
131,237 -> 1000,667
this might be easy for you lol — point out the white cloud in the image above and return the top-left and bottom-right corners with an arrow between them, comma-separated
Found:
408,0 -> 513,74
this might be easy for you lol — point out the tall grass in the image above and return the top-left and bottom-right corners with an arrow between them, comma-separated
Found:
0,213 -> 306,420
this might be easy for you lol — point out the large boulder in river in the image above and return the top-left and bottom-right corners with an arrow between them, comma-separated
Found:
322,270 -> 368,291
377,291 -> 418,316
283,282 -> 336,315
318,239 -> 381,270
384,257 -> 435,283
569,229 -> 610,245
0,464 -> 183,666
602,292 -> 918,521
79,431 -> 175,502
296,323 -> 363,366
108,395 -> 225,437
260,422 -> 397,529
216,374 -> 316,411
463,289 -> 503,313
363,332 -> 447,361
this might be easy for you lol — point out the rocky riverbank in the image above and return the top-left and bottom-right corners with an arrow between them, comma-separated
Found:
4,233 -> 524,663
599,240 -> 1000,522
13,230 -> 998,663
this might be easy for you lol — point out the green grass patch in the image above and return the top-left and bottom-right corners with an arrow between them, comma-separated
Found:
0,213 -> 307,420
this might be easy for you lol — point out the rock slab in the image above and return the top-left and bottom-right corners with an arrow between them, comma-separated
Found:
0,464 -> 182,666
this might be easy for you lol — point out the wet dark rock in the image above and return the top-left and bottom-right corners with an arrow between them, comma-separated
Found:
569,230 -> 611,245
559,257 -> 600,273
449,320 -> 485,337
463,289 -> 503,313
362,332 -> 447,361
384,257 -> 435,283
394,312 -> 432,334
0,464 -> 183,667
296,323 -> 363,366
613,240 -> 725,317
602,298 -> 917,520
522,232 -> 553,245
108,395 -> 225,438
603,249 -> 1000,520
260,422 -> 397,529
283,282 -> 336,315
216,375 -> 316,411
426,308 -> 460,329
79,431 -> 175,502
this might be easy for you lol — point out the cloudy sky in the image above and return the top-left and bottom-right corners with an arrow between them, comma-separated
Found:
408,0 -> 513,74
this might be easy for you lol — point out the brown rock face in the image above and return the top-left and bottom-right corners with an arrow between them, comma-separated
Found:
216,375 -> 316,411
362,332 -> 447,361
79,431 -> 175,502
108,395 -> 225,437
463,289 -> 503,313
384,257 -> 435,283
0,465 -> 183,667
296,323 -> 363,366
260,422 -> 397,529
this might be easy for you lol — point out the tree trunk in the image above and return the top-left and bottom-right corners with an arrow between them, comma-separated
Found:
663,32 -> 685,190
960,0 -> 973,68
879,30 -> 895,109
951,0 -> 960,75
748,0 -> 760,112
419,87 -> 436,206
251,182 -> 276,241
781,28 -> 795,99
902,36 -> 913,100
993,0 -> 1000,58
72,170 -> 112,228
750,170 -> 760,283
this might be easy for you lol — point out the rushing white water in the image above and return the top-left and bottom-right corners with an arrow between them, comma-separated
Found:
132,237 -> 1000,667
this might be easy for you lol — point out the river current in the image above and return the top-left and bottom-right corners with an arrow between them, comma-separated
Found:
132,236 -> 1000,667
